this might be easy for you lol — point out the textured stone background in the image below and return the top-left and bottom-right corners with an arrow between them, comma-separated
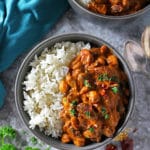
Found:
0,8 -> 150,150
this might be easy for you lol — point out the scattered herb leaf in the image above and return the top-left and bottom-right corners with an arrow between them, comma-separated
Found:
101,107 -> 106,114
111,86 -> 119,94
109,76 -> 119,82
104,114 -> 109,120
98,73 -> 109,81
71,100 -> 78,106
85,111 -> 91,118
70,109 -> 76,116
84,80 -> 91,88
89,127 -> 94,133
101,107 -> 109,120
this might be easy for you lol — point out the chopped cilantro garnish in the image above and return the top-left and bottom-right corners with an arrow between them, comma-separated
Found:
85,111 -> 91,118
98,73 -> 109,81
71,100 -> 78,106
70,109 -> 76,116
101,107 -> 109,120
98,74 -> 119,83
111,86 -> 119,94
101,107 -> 106,114
109,76 -> 119,82
84,80 -> 91,88
104,114 -> 109,120
89,127 -> 94,133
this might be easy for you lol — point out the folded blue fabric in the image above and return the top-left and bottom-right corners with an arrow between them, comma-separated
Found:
0,0 -> 69,108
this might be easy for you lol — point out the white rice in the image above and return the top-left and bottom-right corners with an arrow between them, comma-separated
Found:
23,41 -> 91,138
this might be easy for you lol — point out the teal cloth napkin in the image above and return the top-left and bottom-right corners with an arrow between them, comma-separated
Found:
0,0 -> 69,108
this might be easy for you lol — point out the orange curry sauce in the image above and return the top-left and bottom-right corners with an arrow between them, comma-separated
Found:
88,0 -> 148,15
59,45 -> 129,146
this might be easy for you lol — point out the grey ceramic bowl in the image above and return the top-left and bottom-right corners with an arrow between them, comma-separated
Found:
15,33 -> 135,150
68,0 -> 150,20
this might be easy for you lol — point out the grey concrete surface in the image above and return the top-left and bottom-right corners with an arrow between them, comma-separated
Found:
0,9 -> 150,150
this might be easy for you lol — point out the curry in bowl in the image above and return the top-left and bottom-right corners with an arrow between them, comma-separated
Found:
60,45 -> 129,146
15,34 -> 134,150
79,0 -> 149,16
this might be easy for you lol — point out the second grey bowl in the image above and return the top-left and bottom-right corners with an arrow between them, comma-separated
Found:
68,0 -> 150,20
15,33 -> 135,150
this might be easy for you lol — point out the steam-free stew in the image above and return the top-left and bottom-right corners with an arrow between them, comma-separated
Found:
88,0 -> 149,15
59,45 -> 129,146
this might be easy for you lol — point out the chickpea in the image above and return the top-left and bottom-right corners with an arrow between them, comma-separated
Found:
72,69 -> 82,79
77,73 -> 86,89
80,49 -> 93,66
63,120 -> 71,132
83,129 -> 94,139
79,86 -> 89,95
73,137 -> 85,147
100,45 -> 109,55
96,4 -> 107,15
97,57 -> 106,65
66,73 -> 77,89
87,91 -> 100,104
107,111 -> 120,127
103,126 -> 115,137
59,80 -> 69,94
61,134 -> 71,143
71,117 -> 79,130
62,97 -> 69,108
107,55 -> 119,66
72,61 -> 82,70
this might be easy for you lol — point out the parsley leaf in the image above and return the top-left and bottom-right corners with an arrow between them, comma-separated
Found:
0,143 -> 16,150
89,127 -> 94,133
111,86 -> 119,94
70,109 -> 76,116
101,107 -> 109,120
98,73 -> 109,81
71,100 -> 78,106
104,114 -> 109,120
84,80 -> 91,88
85,111 -> 91,118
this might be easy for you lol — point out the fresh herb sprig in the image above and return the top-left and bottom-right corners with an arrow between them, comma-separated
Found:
0,126 -> 16,150
0,125 -> 50,150
70,109 -> 76,116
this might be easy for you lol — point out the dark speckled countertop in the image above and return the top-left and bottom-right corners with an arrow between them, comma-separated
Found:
0,9 -> 150,150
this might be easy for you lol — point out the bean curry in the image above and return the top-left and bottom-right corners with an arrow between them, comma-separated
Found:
59,45 -> 130,146
87,0 -> 149,16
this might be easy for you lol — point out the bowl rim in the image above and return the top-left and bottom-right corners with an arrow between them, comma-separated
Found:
68,0 -> 150,20
15,33 -> 135,150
